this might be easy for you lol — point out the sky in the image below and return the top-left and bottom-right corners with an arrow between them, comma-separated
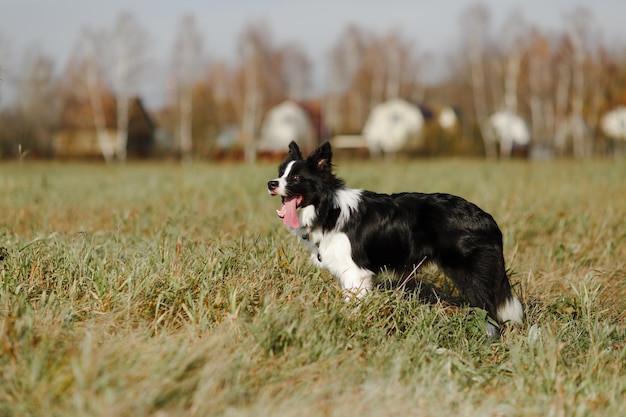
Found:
1,0 -> 625,109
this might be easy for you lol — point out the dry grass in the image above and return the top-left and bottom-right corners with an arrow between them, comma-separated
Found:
1,159 -> 625,417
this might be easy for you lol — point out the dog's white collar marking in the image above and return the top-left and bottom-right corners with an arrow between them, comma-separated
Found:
297,188 -> 361,230
334,188 -> 362,230
300,205 -> 317,228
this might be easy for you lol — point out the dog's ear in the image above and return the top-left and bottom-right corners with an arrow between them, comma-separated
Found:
287,141 -> 303,161
307,142 -> 333,172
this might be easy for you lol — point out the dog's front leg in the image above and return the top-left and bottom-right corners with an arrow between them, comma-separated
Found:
339,269 -> 374,301
318,231 -> 374,301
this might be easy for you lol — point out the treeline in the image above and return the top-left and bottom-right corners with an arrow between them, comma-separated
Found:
1,4 -> 625,160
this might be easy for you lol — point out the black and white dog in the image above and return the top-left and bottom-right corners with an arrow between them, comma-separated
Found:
268,141 -> 523,335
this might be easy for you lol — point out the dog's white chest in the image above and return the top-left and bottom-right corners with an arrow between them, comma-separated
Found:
298,228 -> 348,270
301,229 -> 374,297
316,231 -> 351,272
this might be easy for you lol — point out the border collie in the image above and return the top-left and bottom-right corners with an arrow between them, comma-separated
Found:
267,141 -> 523,336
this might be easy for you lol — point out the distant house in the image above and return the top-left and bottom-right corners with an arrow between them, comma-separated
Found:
600,106 -> 626,156
489,110 -> 531,158
362,99 -> 425,157
601,106 -> 626,141
257,100 -> 317,154
438,106 -> 459,131
53,94 -> 155,159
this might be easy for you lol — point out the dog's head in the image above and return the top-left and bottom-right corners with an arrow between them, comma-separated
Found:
267,141 -> 342,229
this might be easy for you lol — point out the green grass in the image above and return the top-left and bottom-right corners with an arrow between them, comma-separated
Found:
1,159 -> 625,416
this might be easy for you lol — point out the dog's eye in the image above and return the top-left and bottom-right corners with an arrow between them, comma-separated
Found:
293,174 -> 301,182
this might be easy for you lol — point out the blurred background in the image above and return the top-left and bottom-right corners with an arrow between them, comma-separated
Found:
1,0 -> 626,162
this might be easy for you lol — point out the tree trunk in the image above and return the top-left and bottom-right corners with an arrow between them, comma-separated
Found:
553,63 -> 571,156
179,86 -> 193,162
469,56 -> 497,158
115,92 -> 129,161
385,44 -> 401,100
85,55 -> 114,163
528,55 -> 543,143
571,48 -> 587,158
500,53 -> 522,158
241,38 -> 260,163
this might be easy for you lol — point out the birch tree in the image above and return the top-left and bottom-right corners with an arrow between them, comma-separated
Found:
565,8 -> 594,158
368,31 -> 419,107
551,9 -> 597,158
240,32 -> 260,163
280,43 -> 311,101
17,46 -> 58,155
459,3 -> 497,158
0,32 -> 9,107
495,12 -> 527,157
553,38 -> 572,154
526,29 -> 554,146
171,14 -> 204,162
238,22 -> 275,163
111,12 -> 150,161
206,60 -> 237,131
383,32 -> 409,101
69,29 -> 115,162
327,25 -> 367,133
500,12 -> 526,115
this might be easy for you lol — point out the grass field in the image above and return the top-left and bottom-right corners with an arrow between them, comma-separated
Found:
1,159 -> 625,416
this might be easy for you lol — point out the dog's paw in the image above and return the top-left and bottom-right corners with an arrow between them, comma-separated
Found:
342,287 -> 370,302
486,321 -> 501,338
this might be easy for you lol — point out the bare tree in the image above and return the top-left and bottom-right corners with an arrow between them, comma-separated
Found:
566,8 -> 594,158
240,32 -> 260,163
459,3 -> 497,158
237,21 -> 277,163
383,32 -> 410,101
368,39 -> 386,109
499,12 -> 526,114
326,26 -> 422,136
492,11 -> 528,158
16,45 -> 59,155
367,31 -> 420,107
553,38 -> 572,155
551,8 -> 597,158
526,28 -> 555,146
327,24 -> 367,133
67,29 -> 115,162
0,32 -> 10,108
171,14 -> 204,162
280,43 -> 312,101
206,60 -> 238,131
111,12 -> 151,161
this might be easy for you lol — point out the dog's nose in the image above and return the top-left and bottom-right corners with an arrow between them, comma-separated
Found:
268,180 -> 279,191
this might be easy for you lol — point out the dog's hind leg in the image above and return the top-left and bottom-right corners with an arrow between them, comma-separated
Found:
439,246 -> 523,335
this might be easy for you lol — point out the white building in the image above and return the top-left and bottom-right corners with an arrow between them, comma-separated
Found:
489,110 -> 531,158
362,98 -> 424,157
257,101 -> 316,153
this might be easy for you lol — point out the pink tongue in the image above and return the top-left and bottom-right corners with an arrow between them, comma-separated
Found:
278,197 -> 300,229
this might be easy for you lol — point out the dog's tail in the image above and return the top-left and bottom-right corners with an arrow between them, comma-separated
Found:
485,294 -> 524,337
496,295 -> 524,325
